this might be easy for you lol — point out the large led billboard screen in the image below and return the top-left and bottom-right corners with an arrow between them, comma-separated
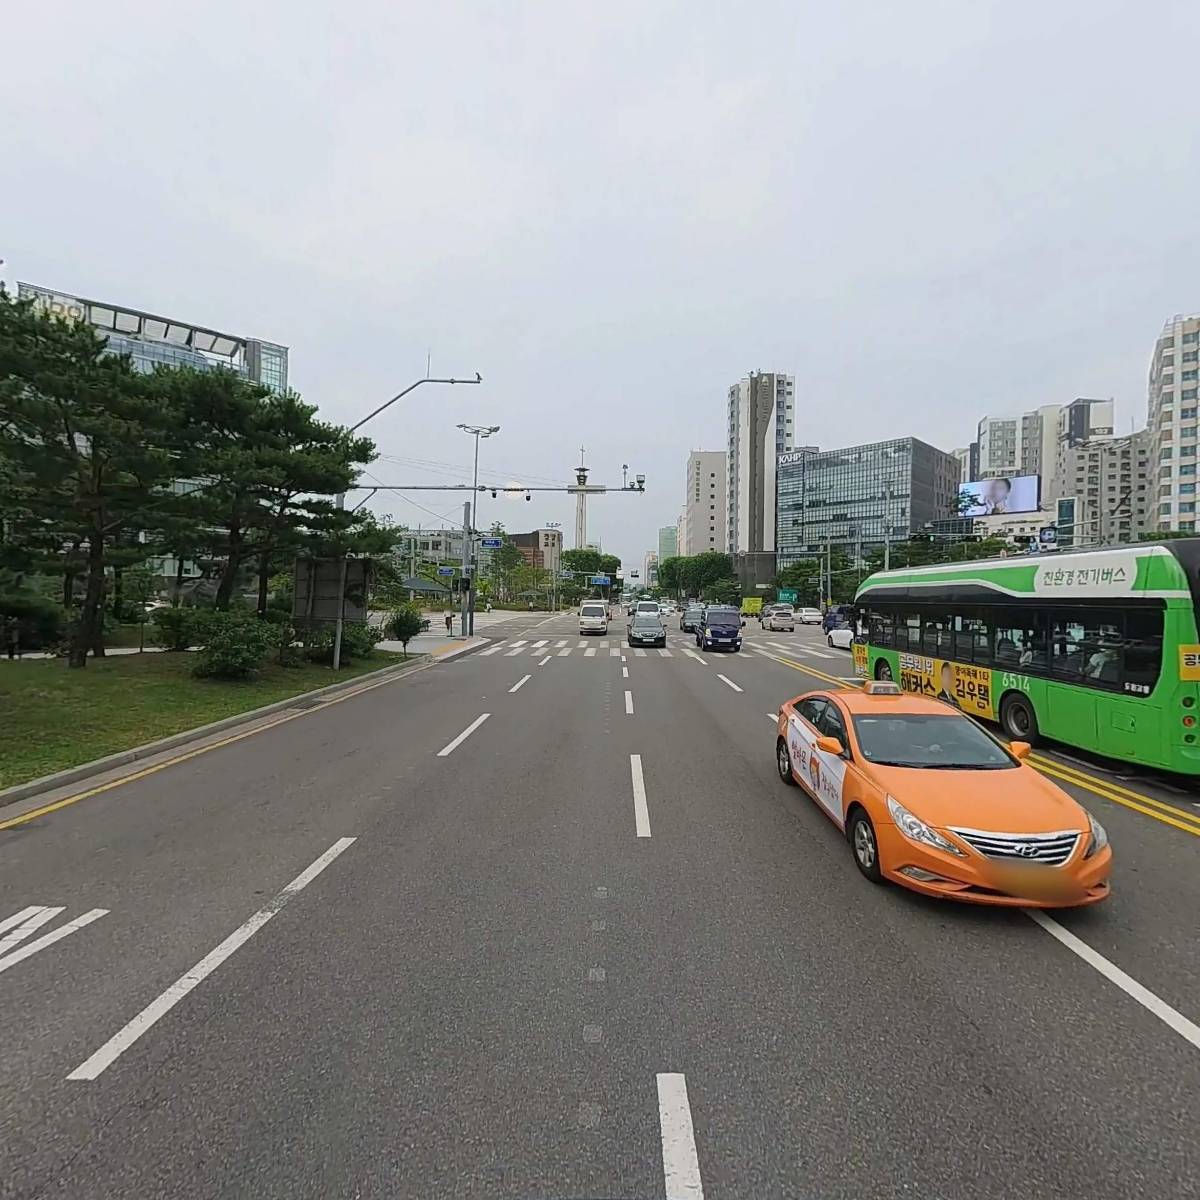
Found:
958,474 -> 1040,517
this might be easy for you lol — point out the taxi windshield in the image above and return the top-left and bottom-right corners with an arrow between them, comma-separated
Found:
852,713 -> 1016,770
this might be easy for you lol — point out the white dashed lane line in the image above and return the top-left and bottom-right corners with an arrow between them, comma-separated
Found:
630,754 -> 651,838
716,674 -> 743,693
509,674 -> 532,693
624,690 -> 634,715
437,713 -> 491,756
622,667 -> 629,678
538,655 -> 551,666
657,1073 -> 705,1199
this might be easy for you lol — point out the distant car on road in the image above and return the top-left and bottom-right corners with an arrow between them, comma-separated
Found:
763,605 -> 795,632
796,606 -> 822,625
696,605 -> 743,652
757,604 -> 780,624
579,601 -> 608,635
822,605 -> 856,632
628,612 -> 667,648
827,625 -> 855,650
680,604 -> 704,632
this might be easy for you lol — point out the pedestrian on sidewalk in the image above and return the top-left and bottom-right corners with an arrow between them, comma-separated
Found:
444,611 -> 454,635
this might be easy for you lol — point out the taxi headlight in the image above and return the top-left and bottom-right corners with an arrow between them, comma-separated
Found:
886,795 -> 965,857
1084,812 -> 1108,859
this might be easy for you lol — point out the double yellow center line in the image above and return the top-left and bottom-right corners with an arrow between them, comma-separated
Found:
751,645 -> 1200,840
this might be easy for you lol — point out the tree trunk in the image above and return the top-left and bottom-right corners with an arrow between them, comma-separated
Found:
62,539 -> 80,607
214,526 -> 243,610
256,552 -> 271,616
112,565 -> 124,621
69,533 -> 107,668
173,553 -> 185,606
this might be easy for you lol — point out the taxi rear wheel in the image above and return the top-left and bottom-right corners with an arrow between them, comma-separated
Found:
848,807 -> 884,884
776,738 -> 797,786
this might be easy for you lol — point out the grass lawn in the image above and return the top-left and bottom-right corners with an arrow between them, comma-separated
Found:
0,650 -> 417,790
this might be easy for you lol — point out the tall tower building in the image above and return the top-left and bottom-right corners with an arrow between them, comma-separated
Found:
683,450 -> 727,555
1148,313 -> 1200,532
727,371 -> 794,553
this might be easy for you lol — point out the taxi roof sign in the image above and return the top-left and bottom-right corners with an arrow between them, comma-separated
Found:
862,680 -> 902,696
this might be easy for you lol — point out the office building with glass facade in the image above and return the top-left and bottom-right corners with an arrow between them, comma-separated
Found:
17,282 -> 288,391
776,438 -> 960,567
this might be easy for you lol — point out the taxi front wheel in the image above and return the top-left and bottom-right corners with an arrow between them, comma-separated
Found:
848,808 -> 884,885
776,738 -> 797,786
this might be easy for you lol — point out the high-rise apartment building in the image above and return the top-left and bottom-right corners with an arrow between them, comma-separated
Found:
657,525 -> 678,563
643,551 -> 659,587
950,444 -> 977,483
776,438 -> 960,566
683,450 -> 727,556
1147,313 -> 1200,532
510,528 -> 563,576
727,372 -> 794,553
1053,431 -> 1151,547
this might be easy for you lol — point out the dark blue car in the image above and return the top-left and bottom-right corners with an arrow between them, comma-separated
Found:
696,605 -> 743,652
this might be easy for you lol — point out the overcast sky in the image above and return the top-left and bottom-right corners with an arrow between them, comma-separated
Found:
5,1 -> 1199,570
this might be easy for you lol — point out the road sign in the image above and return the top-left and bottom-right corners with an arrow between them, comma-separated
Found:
437,566 -> 455,576
778,589 -> 798,604
590,574 -> 609,585
293,558 -> 371,623
481,537 -> 503,549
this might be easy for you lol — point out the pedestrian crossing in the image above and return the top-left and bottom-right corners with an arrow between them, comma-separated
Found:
475,637 -> 852,665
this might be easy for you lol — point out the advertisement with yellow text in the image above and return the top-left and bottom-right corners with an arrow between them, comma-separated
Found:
896,653 -> 995,720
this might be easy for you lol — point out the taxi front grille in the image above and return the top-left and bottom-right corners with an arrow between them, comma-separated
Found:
948,827 -> 1080,867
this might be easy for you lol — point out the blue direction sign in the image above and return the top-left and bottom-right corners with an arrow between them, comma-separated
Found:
436,566 -> 455,576
590,574 -> 609,585
481,537 -> 503,549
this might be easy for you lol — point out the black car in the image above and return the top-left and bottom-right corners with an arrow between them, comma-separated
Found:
679,604 -> 704,633
628,612 -> 667,648
696,605 -> 743,652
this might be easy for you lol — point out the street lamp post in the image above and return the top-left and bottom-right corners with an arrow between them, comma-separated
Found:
331,372 -> 481,669
456,423 -> 500,636
544,520 -> 563,610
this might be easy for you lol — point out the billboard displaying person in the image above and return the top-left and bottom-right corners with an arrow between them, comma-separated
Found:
958,474 -> 1039,517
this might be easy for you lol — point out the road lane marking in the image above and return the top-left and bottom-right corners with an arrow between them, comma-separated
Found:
585,648 -> 597,657
625,690 -> 634,715
657,1073 -> 704,1199
504,647 -> 523,657
1026,910 -> 1200,1052
0,906 -> 108,975
610,647 -> 620,657
658,648 -> 672,657
716,674 -> 743,693
599,640 -> 609,648
765,713 -> 779,723
538,655 -> 551,666
622,667 -> 629,678
768,641 -> 790,650
509,674 -> 531,693
634,648 -> 646,658
478,644 -> 504,656
630,754 -> 651,838
68,838 -> 355,1081
437,713 -> 491,756
557,648 -> 571,657
577,640 -> 587,648
511,640 -> 528,647
556,640 -> 568,647
531,640 -> 547,648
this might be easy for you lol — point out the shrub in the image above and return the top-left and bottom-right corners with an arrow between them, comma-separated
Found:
150,606 -> 208,652
191,612 -> 276,679
384,605 -> 424,657
298,621 -> 380,664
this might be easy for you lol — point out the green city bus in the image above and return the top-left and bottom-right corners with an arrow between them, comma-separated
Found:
852,541 -> 1200,775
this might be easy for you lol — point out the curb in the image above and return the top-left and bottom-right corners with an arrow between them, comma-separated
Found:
0,648 -> 461,812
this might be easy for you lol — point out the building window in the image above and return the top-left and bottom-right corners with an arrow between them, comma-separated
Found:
1182,484 -> 1197,495
1185,371 -> 1199,382
1160,503 -> 1173,515
1184,503 -> 1197,513
1185,331 -> 1200,344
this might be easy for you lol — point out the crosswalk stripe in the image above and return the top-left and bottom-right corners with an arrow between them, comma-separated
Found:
505,648 -> 523,657
684,649 -> 707,665
610,647 -> 620,657
557,648 -> 571,656
556,640 -> 568,647
532,640 -> 548,648
658,648 -> 672,657
585,648 -> 597,657
599,640 -> 609,648
511,640 -> 528,647
577,641 -> 587,648
479,645 -> 504,656
634,648 -> 646,657
795,646 -> 836,659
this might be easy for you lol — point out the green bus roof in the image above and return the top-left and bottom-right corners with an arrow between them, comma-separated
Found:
854,543 -> 1192,604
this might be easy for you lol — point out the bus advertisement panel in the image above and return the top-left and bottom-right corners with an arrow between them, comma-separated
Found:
895,654 -> 995,720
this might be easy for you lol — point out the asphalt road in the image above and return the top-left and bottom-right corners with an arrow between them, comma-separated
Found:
1,610 -> 1198,1198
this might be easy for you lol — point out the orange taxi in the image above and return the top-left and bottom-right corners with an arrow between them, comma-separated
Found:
775,681 -> 1112,907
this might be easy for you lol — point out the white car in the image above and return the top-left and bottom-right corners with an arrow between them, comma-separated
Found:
579,601 -> 608,635
763,606 -> 795,631
827,625 -> 855,650
796,607 -> 823,625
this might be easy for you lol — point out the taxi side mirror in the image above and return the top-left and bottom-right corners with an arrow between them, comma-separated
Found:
1009,741 -> 1031,760
816,735 -> 844,756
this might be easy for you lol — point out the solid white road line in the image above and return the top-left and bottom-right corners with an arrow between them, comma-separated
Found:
634,648 -> 646,658
630,754 -> 651,838
557,648 -> 571,657
538,655 -> 551,666
625,690 -> 634,715
509,674 -> 532,693
622,666 -> 629,678
0,907 -> 108,976
67,838 -> 355,1081
658,648 -> 672,657
1026,910 -> 1200,1052
531,640 -> 547,648
437,713 -> 491,756
585,648 -> 597,657
716,674 -> 743,693
657,1073 -> 704,1199
504,648 -> 523,657
478,644 -> 504,657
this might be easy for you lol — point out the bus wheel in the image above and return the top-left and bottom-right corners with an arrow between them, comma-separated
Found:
1000,692 -> 1039,744
874,659 -> 893,682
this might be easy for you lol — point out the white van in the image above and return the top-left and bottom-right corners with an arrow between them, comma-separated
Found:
579,601 -> 608,635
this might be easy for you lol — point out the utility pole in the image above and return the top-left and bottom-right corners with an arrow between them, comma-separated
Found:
459,501 -> 471,636
574,447 -> 589,549
457,423 -> 500,636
